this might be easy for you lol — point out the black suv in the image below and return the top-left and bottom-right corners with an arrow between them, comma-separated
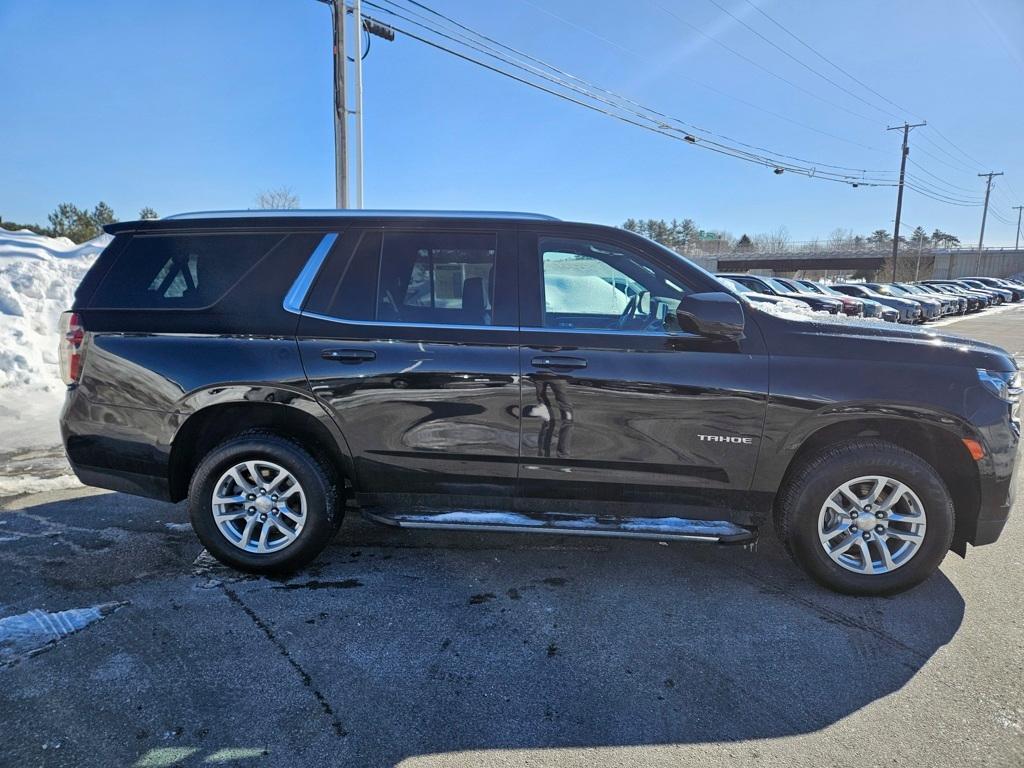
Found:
59,211 -> 1020,595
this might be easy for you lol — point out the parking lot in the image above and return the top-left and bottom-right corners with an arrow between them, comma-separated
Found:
1,306 -> 1023,768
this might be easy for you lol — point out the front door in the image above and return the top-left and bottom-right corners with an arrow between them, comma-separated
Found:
516,230 -> 768,517
297,226 -> 521,508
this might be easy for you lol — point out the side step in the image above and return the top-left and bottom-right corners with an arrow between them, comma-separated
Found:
362,508 -> 756,545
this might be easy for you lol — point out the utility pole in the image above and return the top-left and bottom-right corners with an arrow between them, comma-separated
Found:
887,121 -> 926,282
331,0 -> 348,208
317,2 -> 393,208
914,230 -> 926,281
976,172 -> 1004,273
1013,205 -> 1023,251
353,0 -> 364,208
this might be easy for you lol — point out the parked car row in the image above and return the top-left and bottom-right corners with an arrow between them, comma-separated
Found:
717,272 -> 1024,324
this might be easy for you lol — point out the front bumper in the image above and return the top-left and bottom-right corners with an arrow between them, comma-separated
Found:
959,394 -> 1020,550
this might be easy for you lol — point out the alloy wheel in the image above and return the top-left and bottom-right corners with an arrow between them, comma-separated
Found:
211,460 -> 307,553
817,475 -> 927,574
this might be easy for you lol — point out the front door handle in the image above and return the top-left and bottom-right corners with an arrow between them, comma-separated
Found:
321,348 -> 377,363
531,355 -> 587,370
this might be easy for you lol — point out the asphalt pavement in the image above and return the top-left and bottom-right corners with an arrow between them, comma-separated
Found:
1,307 -> 1022,768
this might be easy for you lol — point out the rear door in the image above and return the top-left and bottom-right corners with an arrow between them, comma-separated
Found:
296,225 -> 521,508
516,229 -> 769,516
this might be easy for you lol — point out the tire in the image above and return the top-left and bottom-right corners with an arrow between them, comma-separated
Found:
188,430 -> 342,574
775,439 -> 954,596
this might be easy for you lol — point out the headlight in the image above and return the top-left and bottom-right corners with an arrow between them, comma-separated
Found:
977,369 -> 1022,403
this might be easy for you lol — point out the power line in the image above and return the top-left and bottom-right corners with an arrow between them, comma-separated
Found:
912,141 -> 985,176
738,0 -> 920,121
904,176 -> 984,204
906,160 -> 984,196
702,0 -> 902,121
929,125 -> 988,170
647,1 -> 880,125
916,133 -> 981,174
369,0 -> 894,183
905,185 -> 983,207
362,1 -> 1005,213
509,0 -> 887,155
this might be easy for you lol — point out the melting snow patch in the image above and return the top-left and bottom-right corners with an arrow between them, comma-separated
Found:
0,601 -> 127,666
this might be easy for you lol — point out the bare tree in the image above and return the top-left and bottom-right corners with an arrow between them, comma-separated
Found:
255,186 -> 300,210
826,228 -> 855,251
753,226 -> 790,254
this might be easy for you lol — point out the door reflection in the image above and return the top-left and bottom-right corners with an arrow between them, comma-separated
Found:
528,376 -> 574,459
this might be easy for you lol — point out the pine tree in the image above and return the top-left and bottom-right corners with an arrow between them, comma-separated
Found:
139,207 -> 159,220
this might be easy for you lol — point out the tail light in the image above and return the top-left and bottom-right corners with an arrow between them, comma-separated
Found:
58,311 -> 85,385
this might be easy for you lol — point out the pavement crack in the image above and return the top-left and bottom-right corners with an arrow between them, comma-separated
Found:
220,584 -> 347,738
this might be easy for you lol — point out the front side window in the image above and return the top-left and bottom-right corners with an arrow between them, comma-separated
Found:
536,236 -> 689,332
377,231 -> 497,326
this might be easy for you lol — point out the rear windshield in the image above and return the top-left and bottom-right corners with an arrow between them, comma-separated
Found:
90,232 -> 288,309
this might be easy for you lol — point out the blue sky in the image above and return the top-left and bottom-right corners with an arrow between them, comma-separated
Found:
2,0 -> 1023,245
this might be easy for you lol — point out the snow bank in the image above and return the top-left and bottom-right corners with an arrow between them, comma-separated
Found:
0,229 -> 108,450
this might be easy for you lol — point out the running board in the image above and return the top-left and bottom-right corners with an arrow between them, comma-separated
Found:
362,508 -> 756,545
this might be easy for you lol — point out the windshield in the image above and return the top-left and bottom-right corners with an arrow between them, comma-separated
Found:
804,281 -> 842,297
762,277 -> 795,293
717,276 -> 753,295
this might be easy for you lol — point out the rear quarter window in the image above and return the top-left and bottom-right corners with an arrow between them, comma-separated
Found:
89,232 -> 289,309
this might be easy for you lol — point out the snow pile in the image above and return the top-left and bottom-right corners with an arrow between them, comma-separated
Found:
0,229 -> 108,450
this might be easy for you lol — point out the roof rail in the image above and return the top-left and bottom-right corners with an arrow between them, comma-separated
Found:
163,209 -> 560,221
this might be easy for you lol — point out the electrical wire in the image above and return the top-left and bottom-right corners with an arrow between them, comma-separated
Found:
906,160 -> 983,196
370,1 -> 894,182
929,125 -> 989,170
905,185 -> 984,207
904,175 -> 984,204
916,133 -> 982,174
358,1 -> 1007,209
702,0 -> 901,121
509,0 -> 886,155
738,0 -> 921,121
648,1 -> 880,125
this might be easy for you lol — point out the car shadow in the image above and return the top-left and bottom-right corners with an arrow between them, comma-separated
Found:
0,493 -> 965,767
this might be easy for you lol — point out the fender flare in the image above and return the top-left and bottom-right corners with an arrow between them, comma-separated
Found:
163,383 -> 358,497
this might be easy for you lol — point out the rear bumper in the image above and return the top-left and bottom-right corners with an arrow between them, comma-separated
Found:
60,389 -> 173,501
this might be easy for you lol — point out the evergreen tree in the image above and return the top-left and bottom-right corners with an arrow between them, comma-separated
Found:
92,201 -> 116,228
868,229 -> 891,250
736,234 -> 753,251
139,207 -> 159,220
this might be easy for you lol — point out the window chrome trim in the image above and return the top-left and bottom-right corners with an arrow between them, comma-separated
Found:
296,310 -> 699,339
299,310 -> 516,332
283,233 -> 338,315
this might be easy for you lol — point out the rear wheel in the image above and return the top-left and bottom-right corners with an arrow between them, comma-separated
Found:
188,431 -> 341,574
776,439 -> 954,596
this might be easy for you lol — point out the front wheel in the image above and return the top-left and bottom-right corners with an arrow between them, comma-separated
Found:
188,431 -> 342,574
775,439 -> 954,596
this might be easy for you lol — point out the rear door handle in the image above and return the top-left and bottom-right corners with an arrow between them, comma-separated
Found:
531,355 -> 587,370
321,348 -> 376,363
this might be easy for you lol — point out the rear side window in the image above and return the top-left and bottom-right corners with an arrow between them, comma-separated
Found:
307,229 -> 500,327
90,233 -> 286,309
378,231 -> 497,325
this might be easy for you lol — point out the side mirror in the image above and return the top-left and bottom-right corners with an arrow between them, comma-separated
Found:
676,291 -> 746,341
